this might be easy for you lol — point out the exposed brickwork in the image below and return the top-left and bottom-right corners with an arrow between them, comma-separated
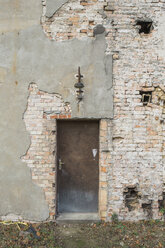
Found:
99,119 -> 113,220
40,0 -> 165,221
106,1 -> 165,221
22,84 -> 112,220
41,0 -> 108,40
22,83 -> 71,219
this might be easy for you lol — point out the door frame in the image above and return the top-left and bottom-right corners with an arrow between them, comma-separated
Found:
55,119 -> 109,221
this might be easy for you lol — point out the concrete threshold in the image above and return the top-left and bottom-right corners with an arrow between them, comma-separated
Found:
56,213 -> 100,224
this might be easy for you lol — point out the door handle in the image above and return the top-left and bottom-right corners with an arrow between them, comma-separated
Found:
59,159 -> 64,170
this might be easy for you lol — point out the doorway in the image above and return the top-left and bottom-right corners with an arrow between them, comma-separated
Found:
57,120 -> 99,214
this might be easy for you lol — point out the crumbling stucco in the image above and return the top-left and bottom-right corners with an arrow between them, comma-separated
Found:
22,83 -> 71,219
42,0 -> 108,41
42,0 -> 165,222
1,0 -> 165,222
0,0 -> 113,221
45,0 -> 68,18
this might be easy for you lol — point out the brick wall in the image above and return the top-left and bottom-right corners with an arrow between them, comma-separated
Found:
23,0 -> 165,221
105,0 -> 165,221
23,84 -> 112,220
22,83 -> 71,220
41,0 -> 107,40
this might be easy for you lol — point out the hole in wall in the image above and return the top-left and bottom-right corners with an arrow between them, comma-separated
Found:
140,91 -> 152,105
124,186 -> 141,211
158,192 -> 165,212
136,20 -> 153,34
142,201 -> 153,218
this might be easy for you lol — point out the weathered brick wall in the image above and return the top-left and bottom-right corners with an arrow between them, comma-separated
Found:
22,83 -> 71,219
41,0 -> 107,40
23,84 -> 112,220
105,0 -> 165,221
24,0 -> 165,221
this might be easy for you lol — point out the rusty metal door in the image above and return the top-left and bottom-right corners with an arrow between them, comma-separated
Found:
57,120 -> 99,213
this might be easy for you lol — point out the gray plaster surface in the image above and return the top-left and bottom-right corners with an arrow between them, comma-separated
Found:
0,0 -> 42,33
46,0 -> 68,18
0,0 -> 113,221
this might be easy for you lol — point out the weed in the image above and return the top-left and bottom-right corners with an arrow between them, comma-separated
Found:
111,213 -> 119,223
160,208 -> 165,215
155,219 -> 161,224
133,231 -> 138,235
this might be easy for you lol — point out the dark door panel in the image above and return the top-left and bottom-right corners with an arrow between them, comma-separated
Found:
57,120 -> 99,213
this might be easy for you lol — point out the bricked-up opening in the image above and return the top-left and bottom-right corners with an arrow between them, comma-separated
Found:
140,91 -> 152,105
136,21 -> 153,34
124,186 -> 140,211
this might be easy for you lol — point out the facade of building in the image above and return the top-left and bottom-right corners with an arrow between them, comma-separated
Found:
0,0 -> 165,222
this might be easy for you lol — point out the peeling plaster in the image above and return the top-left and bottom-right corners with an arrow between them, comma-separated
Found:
22,83 -> 72,217
0,0 -> 113,221
46,0 -> 69,18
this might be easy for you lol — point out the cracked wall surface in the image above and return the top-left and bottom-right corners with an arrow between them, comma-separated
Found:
45,0 -> 68,18
0,0 -> 113,221
105,1 -> 165,221
42,0 -> 107,41
22,83 -> 71,219
42,0 -> 165,221
1,0 -> 165,222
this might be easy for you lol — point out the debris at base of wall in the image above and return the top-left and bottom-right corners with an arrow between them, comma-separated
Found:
0,221 -> 40,239
123,186 -> 141,211
0,220 -> 28,231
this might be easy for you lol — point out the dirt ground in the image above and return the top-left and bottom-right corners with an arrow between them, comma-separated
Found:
0,220 -> 164,248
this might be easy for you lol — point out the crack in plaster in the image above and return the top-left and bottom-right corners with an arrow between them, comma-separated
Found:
22,83 -> 71,219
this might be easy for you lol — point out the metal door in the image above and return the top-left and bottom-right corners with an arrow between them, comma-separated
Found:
57,120 -> 99,213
